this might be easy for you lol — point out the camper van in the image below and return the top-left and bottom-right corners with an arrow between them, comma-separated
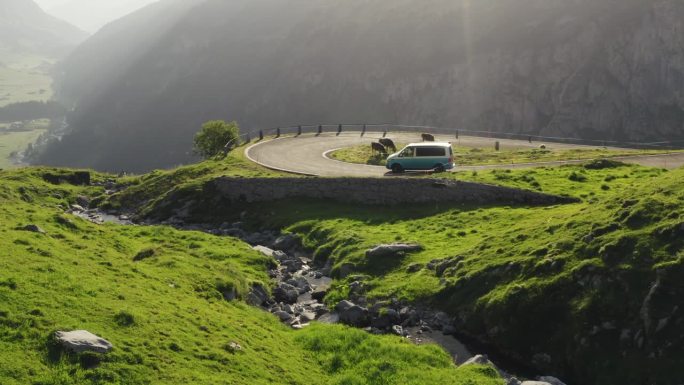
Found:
386,142 -> 454,173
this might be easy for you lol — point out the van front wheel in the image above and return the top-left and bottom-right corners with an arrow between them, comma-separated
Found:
391,164 -> 404,174
434,164 -> 446,173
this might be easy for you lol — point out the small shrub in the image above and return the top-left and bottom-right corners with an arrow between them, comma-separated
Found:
601,184 -> 610,191
568,171 -> 587,182
193,120 -> 240,159
114,311 -> 136,327
0,278 -> 17,290
79,351 -> 103,369
133,248 -> 156,262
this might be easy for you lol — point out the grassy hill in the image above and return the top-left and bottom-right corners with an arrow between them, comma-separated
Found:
108,154 -> 684,385
0,167 -> 501,384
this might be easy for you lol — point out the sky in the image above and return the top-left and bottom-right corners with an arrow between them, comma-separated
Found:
34,0 -> 159,33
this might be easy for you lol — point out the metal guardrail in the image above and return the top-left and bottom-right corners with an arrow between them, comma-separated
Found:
227,124 -> 684,151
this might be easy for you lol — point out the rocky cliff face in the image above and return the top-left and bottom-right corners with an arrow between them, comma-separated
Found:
40,0 -> 684,171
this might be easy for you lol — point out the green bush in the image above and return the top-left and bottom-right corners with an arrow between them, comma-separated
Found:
193,120 -> 240,158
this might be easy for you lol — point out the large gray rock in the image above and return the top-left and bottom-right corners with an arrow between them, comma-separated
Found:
253,245 -> 277,258
273,234 -> 299,251
55,330 -> 113,353
338,304 -> 369,327
246,284 -> 271,306
273,283 -> 299,304
366,243 -> 423,258
461,354 -> 494,367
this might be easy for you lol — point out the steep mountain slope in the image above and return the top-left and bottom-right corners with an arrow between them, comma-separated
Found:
0,0 -> 86,57
41,0 -> 684,172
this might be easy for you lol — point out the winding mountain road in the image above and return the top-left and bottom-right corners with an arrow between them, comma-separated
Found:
245,132 -> 684,177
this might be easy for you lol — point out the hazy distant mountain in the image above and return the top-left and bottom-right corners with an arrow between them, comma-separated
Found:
0,0 -> 86,57
35,0 -> 159,33
40,0 -> 684,172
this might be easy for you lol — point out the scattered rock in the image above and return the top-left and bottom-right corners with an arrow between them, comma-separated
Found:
406,263 -> 424,273
70,204 -> 86,212
365,243 -> 423,258
225,341 -> 242,353
273,283 -> 299,304
19,224 -> 45,234
246,284 -> 270,306
55,330 -> 113,354
338,304 -> 369,327
461,354 -> 494,367
76,195 -> 90,208
274,310 -> 293,322
391,325 -> 405,336
311,289 -> 327,301
273,234 -> 299,251
253,245 -> 277,258
335,300 -> 355,313
300,311 -> 317,322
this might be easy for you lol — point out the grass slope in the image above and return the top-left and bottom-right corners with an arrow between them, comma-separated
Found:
0,167 -> 501,385
136,158 -> 682,385
330,143 -> 676,167
0,53 -> 53,107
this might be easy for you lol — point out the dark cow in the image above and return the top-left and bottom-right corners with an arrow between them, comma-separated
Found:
379,138 -> 397,153
371,142 -> 387,155
421,133 -> 435,142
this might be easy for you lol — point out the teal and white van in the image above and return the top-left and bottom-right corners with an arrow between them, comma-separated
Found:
386,142 -> 455,173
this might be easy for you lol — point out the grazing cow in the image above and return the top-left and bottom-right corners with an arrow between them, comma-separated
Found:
379,138 -> 397,153
371,142 -> 387,155
421,133 -> 435,142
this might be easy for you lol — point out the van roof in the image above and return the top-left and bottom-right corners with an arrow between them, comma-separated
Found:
406,142 -> 452,147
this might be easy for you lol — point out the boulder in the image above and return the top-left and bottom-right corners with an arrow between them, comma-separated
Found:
365,243 -> 423,258
461,354 -> 494,367
311,289 -> 327,302
273,283 -> 299,304
273,234 -> 299,251
55,330 -> 113,354
274,310 -> 293,322
300,311 -> 317,322
391,325 -> 405,336
335,300 -> 355,313
253,245 -> 277,258
339,305 -> 369,327
246,284 -> 271,306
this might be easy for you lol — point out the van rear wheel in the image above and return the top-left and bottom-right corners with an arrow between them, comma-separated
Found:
434,164 -> 446,173
391,164 -> 404,174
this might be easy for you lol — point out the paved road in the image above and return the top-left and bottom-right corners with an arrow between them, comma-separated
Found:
245,132 -> 684,177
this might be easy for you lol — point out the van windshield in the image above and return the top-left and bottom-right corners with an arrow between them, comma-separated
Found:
416,147 -> 446,157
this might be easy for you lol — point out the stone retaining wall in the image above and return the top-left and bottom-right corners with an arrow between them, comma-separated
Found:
211,177 -> 578,206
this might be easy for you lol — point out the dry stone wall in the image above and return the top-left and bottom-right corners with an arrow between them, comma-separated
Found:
211,177 -> 578,206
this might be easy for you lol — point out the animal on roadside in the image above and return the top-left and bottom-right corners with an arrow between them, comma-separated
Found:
371,142 -> 387,155
379,138 -> 397,153
421,133 -> 435,142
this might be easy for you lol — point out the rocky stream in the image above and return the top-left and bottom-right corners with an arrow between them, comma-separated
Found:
67,196 -> 568,385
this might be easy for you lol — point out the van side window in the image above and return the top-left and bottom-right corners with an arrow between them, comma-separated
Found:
416,147 -> 446,157
401,147 -> 415,157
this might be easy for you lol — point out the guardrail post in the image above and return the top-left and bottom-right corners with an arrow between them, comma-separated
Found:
495,141 -> 500,151
297,125 -> 302,136
528,136 -> 532,143
318,125 -> 322,135
276,127 -> 281,138
383,128 -> 387,138
245,133 -> 251,143
337,124 -> 342,136
455,130 -> 459,139
259,130 -> 264,141
362,124 -> 366,137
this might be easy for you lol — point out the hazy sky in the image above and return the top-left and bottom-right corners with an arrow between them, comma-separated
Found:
34,0 -> 159,33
